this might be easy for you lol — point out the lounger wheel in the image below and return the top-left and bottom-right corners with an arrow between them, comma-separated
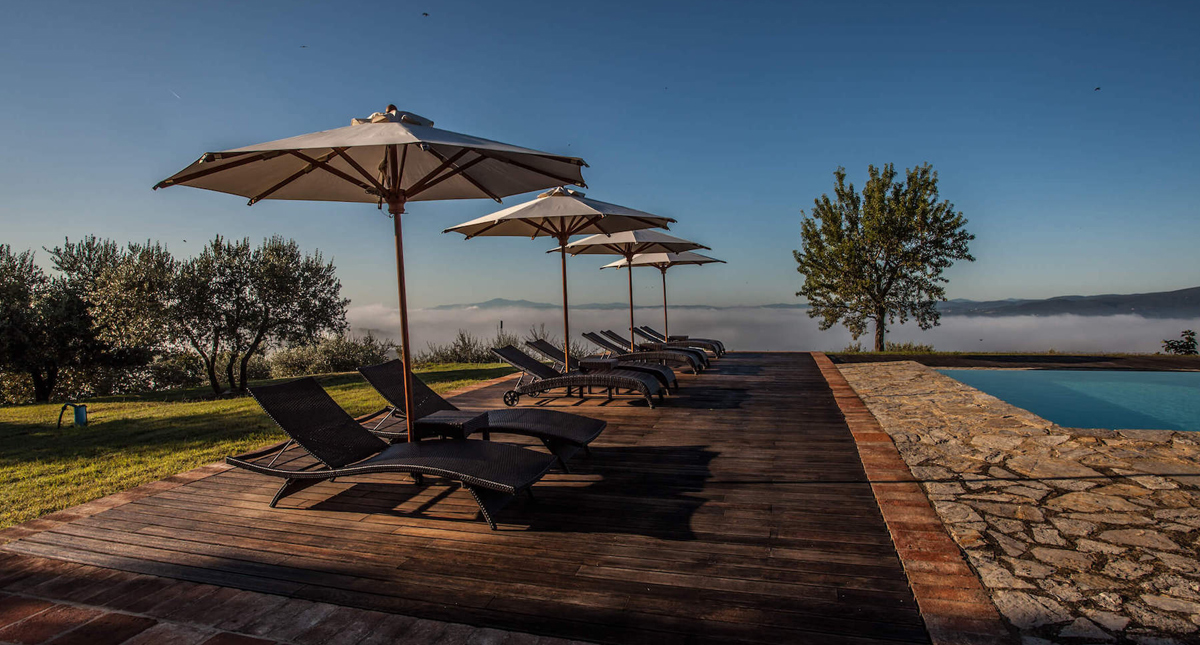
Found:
503,390 -> 520,407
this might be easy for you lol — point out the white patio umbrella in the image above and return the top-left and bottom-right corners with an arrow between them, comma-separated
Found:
557,230 -> 709,350
443,187 -> 674,369
154,107 -> 586,440
601,252 -> 725,339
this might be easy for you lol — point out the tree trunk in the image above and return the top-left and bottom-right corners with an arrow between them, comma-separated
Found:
225,351 -> 239,393
873,308 -> 887,352
203,333 -> 222,394
30,367 -> 56,402
238,321 -> 270,392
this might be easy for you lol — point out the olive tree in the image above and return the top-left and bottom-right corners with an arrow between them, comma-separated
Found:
794,164 -> 974,351
93,235 -> 348,394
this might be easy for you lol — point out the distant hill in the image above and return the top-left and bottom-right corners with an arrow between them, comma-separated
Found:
429,298 -> 748,311
937,286 -> 1200,318
425,286 -> 1200,318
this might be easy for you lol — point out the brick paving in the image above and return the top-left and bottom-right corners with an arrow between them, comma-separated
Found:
814,353 -> 1015,645
0,554 -> 587,645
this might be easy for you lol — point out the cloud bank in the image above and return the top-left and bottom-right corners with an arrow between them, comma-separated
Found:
348,304 -> 1200,354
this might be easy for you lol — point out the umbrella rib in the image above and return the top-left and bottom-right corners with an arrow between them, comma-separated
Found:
404,149 -> 470,197
331,148 -> 387,195
154,151 -> 275,189
247,153 -> 332,205
461,219 -> 506,239
287,151 -> 373,191
528,220 -> 558,238
397,145 -> 408,191
471,150 -> 586,188
425,148 -> 502,203
407,154 -> 487,199
566,215 -> 604,237
629,215 -> 673,229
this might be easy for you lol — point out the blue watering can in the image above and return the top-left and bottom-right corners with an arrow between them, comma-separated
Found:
57,403 -> 88,428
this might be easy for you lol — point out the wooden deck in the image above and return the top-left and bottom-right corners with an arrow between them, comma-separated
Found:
2,353 -> 929,645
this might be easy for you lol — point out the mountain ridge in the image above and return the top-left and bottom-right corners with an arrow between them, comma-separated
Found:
424,287 -> 1200,318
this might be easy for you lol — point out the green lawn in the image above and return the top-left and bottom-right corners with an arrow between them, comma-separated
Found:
0,363 -> 515,530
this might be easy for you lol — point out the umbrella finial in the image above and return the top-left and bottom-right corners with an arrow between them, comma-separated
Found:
538,186 -> 584,199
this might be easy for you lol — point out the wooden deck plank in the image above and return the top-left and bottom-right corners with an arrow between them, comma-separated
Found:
1,353 -> 929,644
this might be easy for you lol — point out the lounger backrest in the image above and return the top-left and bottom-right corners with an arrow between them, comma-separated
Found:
640,326 -> 666,341
524,339 -> 579,370
583,331 -> 625,354
631,328 -> 658,342
358,359 -> 458,418
602,330 -> 634,348
249,377 -> 387,469
491,345 -> 561,380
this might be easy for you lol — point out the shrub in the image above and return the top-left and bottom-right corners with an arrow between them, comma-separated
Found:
270,333 -> 396,377
1163,330 -> 1198,356
840,341 -> 864,353
523,324 -> 589,359
413,326 -> 530,365
884,341 -> 935,353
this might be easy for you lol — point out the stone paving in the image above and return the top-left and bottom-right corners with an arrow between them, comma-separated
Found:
837,361 -> 1200,645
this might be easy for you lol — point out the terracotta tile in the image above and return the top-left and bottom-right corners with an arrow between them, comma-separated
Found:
905,570 -> 982,589
46,612 -> 157,645
3,560 -> 84,594
918,598 -> 1001,620
911,584 -> 993,604
121,622 -> 213,645
0,603 -> 103,644
199,633 -> 278,645
0,595 -> 55,629
292,606 -> 388,645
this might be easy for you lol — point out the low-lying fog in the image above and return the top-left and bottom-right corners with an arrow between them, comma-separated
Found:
348,304 -> 1200,354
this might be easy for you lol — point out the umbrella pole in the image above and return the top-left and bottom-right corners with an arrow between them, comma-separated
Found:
559,243 -> 571,375
627,257 -> 636,352
661,267 -> 669,339
390,202 -> 417,443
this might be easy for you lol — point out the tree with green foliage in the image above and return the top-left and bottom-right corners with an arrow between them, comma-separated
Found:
1162,330 -> 1197,355
0,238 -> 152,401
0,245 -> 49,399
92,235 -> 348,394
794,164 -> 974,351
218,236 -> 349,392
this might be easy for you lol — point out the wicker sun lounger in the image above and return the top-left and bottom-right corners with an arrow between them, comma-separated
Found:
523,338 -> 678,392
640,326 -> 725,355
582,332 -> 703,374
634,327 -> 722,357
491,345 -> 663,408
227,377 -> 556,529
601,330 -> 710,368
358,359 -> 606,471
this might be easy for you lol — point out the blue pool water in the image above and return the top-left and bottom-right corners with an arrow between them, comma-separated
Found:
936,370 -> 1200,432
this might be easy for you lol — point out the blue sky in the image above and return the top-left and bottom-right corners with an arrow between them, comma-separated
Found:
1,0 -> 1197,312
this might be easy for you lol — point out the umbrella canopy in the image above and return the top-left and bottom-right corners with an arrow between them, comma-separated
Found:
444,187 -> 674,368
155,107 -> 587,440
602,252 -> 725,338
155,109 -> 586,205
558,231 -> 709,350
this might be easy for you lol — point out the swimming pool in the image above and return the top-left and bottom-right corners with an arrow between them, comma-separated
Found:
936,369 -> 1200,432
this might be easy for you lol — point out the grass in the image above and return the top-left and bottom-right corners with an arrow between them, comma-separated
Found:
0,363 -> 514,530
